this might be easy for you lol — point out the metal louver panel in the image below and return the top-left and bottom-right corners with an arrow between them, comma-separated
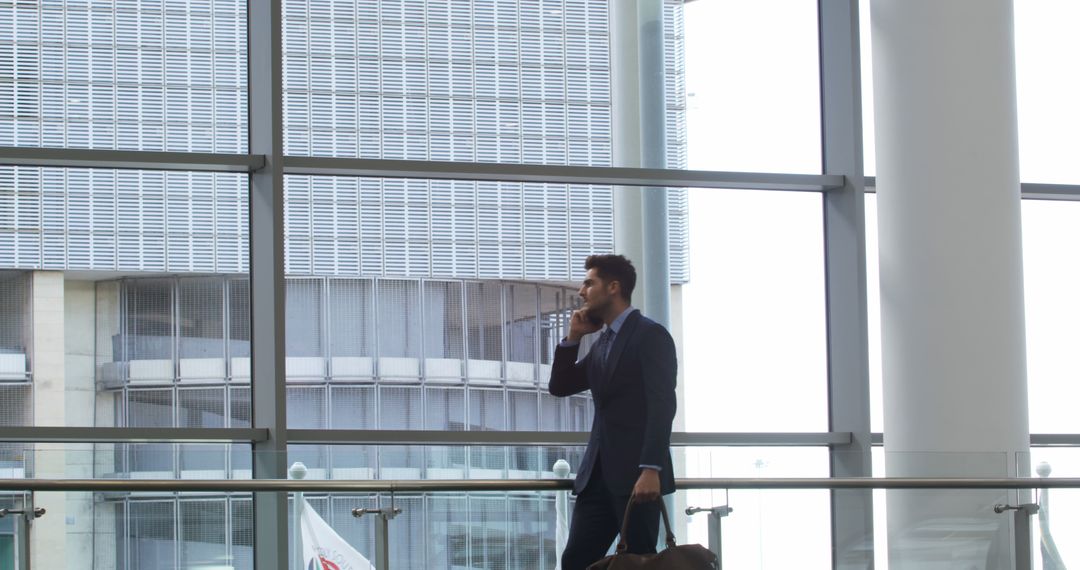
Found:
665,0 -> 690,283
1,0 -> 688,282
0,272 -> 28,355
0,1 -> 246,152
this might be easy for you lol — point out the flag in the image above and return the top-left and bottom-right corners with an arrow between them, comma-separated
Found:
300,498 -> 375,570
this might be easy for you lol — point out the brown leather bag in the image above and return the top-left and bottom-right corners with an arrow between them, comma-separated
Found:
586,499 -> 719,569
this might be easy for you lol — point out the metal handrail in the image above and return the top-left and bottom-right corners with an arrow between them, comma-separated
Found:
3,476 -> 1080,493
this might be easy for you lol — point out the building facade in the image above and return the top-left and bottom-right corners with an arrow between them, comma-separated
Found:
0,1 -> 688,567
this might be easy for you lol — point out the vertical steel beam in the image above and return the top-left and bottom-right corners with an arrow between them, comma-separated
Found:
14,509 -> 29,570
818,1 -> 875,568
1013,506 -> 1034,570
249,0 -> 288,568
374,514 -> 390,570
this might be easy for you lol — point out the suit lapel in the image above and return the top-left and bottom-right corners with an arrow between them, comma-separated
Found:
600,310 -> 640,387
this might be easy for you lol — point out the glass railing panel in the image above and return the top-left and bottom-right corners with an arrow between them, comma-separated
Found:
869,451 -> 1017,570
11,446 -> 1079,568
285,444 -> 587,482
684,446 -> 831,569
285,490 -> 559,570
12,489 -> 254,569
1028,448 -> 1080,567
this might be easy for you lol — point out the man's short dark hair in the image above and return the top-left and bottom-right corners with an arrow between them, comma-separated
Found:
585,254 -> 637,302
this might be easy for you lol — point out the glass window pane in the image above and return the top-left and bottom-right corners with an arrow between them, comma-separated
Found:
539,285 -> 576,366
128,501 -> 177,570
178,388 -> 227,476
177,278 -> 225,381
231,498 -> 254,568
469,388 -> 505,432
227,278 -> 250,362
865,194 -> 884,433
425,386 -> 465,432
426,495 -> 469,569
377,279 -> 423,360
126,279 -> 174,363
469,496 -> 509,569
859,0 -> 876,177
280,0 -> 692,170
179,499 -> 227,568
1015,1 -> 1080,184
285,278 -> 323,359
287,385 -> 326,429
682,189 -> 827,432
328,278 -> 374,360
1022,200 -> 1080,433
0,272 -> 28,360
329,385 -> 376,429
282,174 -> 685,283
424,280 -> 465,362
0,165 -> 248,426
466,281 -> 504,363
684,0 -> 821,173
506,284 -> 538,371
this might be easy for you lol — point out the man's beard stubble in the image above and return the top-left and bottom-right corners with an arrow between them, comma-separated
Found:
584,297 -> 610,325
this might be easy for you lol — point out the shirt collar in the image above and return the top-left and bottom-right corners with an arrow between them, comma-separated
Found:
607,305 -> 635,335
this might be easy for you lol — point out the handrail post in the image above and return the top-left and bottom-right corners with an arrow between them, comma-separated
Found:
353,505 -> 401,570
14,506 -> 29,570
707,509 -> 722,567
374,512 -> 389,570
993,502 -> 1038,570
686,504 -> 732,568
1013,506 -> 1034,570
0,495 -> 44,570
289,462 -> 308,569
553,459 -> 571,568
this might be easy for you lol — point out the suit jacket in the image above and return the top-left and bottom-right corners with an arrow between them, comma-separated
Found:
548,309 -> 677,496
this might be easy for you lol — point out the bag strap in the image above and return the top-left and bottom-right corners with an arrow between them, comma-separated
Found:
615,498 -> 677,554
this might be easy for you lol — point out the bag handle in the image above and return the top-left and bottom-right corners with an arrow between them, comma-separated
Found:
615,497 -> 677,554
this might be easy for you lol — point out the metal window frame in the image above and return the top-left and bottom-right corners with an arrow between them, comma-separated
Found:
2,2 -> 1080,569
818,2 -> 875,569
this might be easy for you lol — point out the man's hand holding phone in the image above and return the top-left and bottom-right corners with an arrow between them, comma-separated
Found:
568,308 -> 604,342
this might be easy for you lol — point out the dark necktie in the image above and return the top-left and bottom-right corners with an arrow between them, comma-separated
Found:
593,328 -> 616,372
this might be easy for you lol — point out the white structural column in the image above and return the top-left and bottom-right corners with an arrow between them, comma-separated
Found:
871,1 -> 1029,567
610,0 -> 646,300
610,0 -> 670,326
610,0 -> 677,548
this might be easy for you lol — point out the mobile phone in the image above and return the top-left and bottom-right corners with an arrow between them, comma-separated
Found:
586,311 -> 603,327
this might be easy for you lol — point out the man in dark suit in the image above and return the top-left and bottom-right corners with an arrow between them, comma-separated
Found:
549,254 -> 678,570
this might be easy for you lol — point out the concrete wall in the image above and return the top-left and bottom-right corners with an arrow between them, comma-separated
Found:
28,274 -> 106,570
30,271 -> 67,569
64,279 -> 98,570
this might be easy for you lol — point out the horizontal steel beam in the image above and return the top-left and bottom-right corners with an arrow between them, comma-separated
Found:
2,427 -> 1075,448
0,427 -> 847,446
2,477 -> 1079,493
1030,434 -> 1080,446
285,430 -> 850,447
0,146 -> 264,172
864,176 -> 1080,201
871,432 -> 1080,447
283,157 -> 845,191
0,427 -> 267,443
1019,183 -> 1080,201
